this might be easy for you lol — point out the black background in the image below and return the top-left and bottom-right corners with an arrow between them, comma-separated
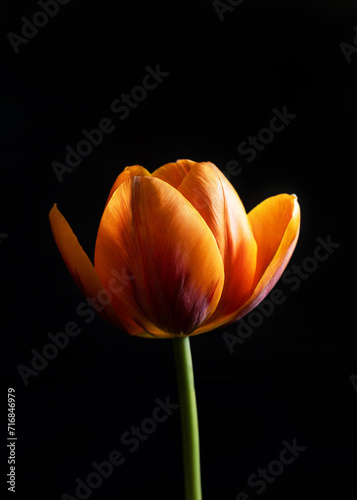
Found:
1,0 -> 357,499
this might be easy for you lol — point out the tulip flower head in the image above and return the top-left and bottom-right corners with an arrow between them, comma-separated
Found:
49,160 -> 300,339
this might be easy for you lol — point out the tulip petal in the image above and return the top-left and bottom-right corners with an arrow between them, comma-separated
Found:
105,165 -> 151,208
233,194 -> 300,319
249,194 -> 300,283
218,194 -> 300,330
193,193 -> 300,334
49,204 -> 149,337
176,161 -> 257,334
94,176 -> 225,337
151,159 -> 194,188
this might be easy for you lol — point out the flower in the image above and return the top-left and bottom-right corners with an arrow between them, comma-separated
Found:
49,160 -> 300,339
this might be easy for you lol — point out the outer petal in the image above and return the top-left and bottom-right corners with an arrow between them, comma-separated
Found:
105,165 -> 151,208
220,194 -> 300,327
166,161 -> 257,335
94,176 -> 225,337
49,204 -> 149,337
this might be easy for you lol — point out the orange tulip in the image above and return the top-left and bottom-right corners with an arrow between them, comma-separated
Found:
49,160 -> 300,339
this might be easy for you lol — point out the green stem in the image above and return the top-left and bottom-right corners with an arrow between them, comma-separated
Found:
173,336 -> 202,500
